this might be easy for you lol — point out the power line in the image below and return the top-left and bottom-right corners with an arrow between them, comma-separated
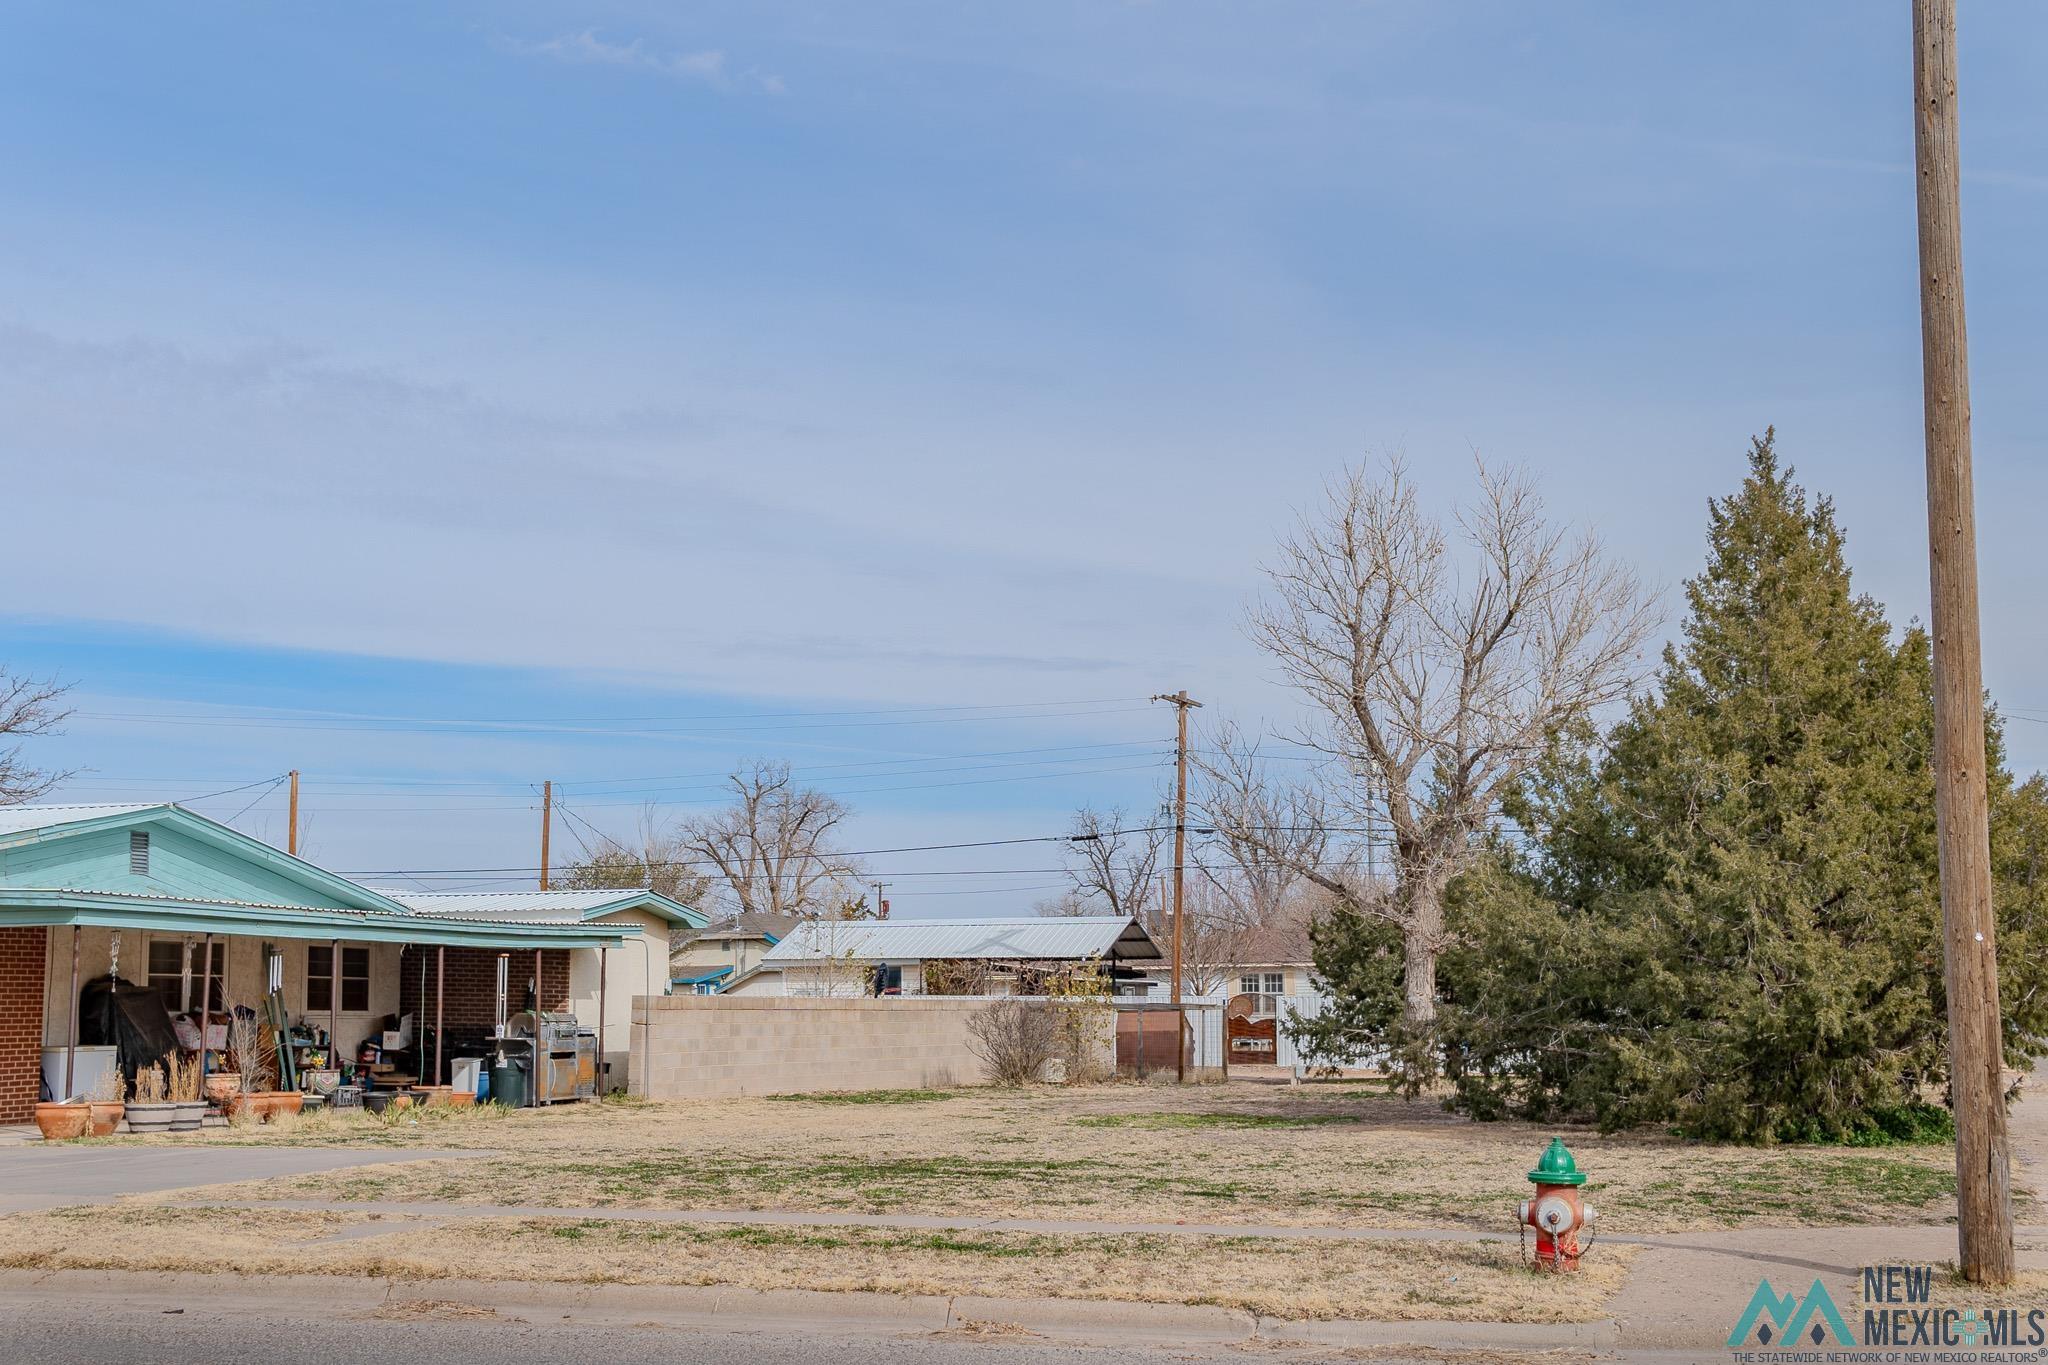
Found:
76,695 -> 1147,725
179,773 -> 291,802
341,823 -> 1379,878
71,699 -> 1155,738
221,775 -> 290,826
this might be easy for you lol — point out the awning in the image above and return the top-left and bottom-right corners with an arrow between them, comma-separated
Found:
672,967 -> 733,986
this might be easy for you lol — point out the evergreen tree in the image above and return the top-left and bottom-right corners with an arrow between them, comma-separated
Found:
1434,432 -> 2048,1139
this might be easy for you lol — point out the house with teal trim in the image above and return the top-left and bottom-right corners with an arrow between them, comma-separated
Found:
0,804 -> 703,1123
670,912 -> 800,994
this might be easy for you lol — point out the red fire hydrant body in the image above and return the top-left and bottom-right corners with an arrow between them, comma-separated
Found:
1518,1138 -> 1593,1272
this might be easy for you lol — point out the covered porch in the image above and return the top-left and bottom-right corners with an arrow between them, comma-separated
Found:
11,894 -> 631,1119
0,805 -> 695,1125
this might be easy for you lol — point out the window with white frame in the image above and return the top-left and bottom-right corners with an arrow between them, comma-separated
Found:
1240,971 -> 1284,996
307,944 -> 370,1013
146,937 -> 222,1010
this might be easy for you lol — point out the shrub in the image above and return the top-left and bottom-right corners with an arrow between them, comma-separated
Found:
967,1000 -> 1056,1085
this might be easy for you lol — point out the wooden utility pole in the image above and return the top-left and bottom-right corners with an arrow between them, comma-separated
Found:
1913,0 -> 2013,1285
539,780 -> 554,891
287,770 -> 300,856
1153,690 -> 1201,1082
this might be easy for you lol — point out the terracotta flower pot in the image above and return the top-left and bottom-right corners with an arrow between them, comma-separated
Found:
33,1103 -> 90,1141
87,1101 -> 125,1137
267,1091 -> 304,1118
446,1089 -> 475,1107
412,1085 -> 454,1107
203,1074 -> 244,1105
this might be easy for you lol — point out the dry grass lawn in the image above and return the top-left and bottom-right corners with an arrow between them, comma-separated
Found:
154,1080 -> 1964,1234
0,1201 -> 1632,1323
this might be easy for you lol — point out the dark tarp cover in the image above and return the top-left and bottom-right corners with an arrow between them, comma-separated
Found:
76,974 -> 180,1089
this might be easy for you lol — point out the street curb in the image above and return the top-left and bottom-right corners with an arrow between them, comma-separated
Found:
0,1267 -> 1617,1350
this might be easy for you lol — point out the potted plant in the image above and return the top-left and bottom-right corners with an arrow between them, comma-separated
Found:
223,1008 -> 306,1121
86,1068 -> 126,1137
126,1064 -> 179,1135
223,1010 -> 268,1119
32,1099 -> 90,1141
169,1052 -> 205,1132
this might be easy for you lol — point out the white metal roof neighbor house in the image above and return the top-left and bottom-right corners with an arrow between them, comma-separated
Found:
727,915 -> 1162,996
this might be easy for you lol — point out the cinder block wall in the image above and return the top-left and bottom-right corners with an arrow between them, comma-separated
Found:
628,995 -> 1012,1099
0,926 -> 48,1122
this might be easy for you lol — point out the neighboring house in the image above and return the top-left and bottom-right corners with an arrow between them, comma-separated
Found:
670,913 -> 799,994
0,803 -> 703,1120
722,915 -> 1163,997
1131,911 -> 1317,1003
1124,911 -> 1318,1066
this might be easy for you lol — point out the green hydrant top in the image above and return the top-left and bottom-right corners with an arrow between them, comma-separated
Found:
1527,1137 -> 1587,1186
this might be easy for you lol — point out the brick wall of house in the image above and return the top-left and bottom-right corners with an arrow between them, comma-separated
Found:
399,946 -> 571,1030
0,926 -> 48,1123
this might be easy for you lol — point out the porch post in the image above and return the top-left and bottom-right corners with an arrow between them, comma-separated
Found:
328,938 -> 339,1058
195,934 -> 214,1092
534,948 -> 544,1013
64,926 -> 81,1099
434,945 -> 445,1085
597,947 -> 607,1090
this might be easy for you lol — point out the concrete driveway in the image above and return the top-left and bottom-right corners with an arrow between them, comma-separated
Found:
0,1146 -> 487,1215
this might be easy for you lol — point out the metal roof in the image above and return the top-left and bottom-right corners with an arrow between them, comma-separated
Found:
760,916 -> 1161,965
0,804 -> 160,836
388,889 -> 703,927
0,888 -> 629,949
687,912 -> 801,944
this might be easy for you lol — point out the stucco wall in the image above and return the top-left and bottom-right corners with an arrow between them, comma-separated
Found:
568,912 -> 668,1094
41,928 -> 402,1057
629,994 -> 1005,1100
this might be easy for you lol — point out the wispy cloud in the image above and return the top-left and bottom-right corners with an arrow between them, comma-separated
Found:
505,30 -> 784,95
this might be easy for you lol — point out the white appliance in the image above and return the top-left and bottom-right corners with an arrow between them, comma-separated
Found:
40,1045 -> 118,1103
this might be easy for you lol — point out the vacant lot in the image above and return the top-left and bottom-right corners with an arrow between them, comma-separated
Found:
156,1080 -> 1962,1233
0,1079 -> 1975,1323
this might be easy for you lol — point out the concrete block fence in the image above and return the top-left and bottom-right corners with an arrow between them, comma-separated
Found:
628,994 -> 1003,1100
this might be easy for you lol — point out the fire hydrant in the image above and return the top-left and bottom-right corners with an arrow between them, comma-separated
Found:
1518,1138 -> 1594,1272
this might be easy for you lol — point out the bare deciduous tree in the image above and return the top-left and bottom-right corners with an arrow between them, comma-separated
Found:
1196,723 -> 1331,922
1217,457 -> 1656,1036
678,761 -> 862,917
1143,875 -> 1256,996
561,804 -> 715,952
1045,803 -> 1164,918
0,669 -> 72,805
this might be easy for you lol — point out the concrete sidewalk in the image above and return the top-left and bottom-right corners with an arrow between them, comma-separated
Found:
164,1194 -> 2048,1352
173,1192 -> 2048,1258
0,1146 -> 491,1214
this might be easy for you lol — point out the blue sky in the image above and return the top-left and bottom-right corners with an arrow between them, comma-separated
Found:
5,3 -> 2046,909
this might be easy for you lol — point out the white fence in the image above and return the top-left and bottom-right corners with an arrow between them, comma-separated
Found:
1272,991 -> 1383,1072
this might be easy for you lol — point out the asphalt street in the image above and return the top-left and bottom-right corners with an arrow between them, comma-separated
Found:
0,1296 -> 1657,1365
